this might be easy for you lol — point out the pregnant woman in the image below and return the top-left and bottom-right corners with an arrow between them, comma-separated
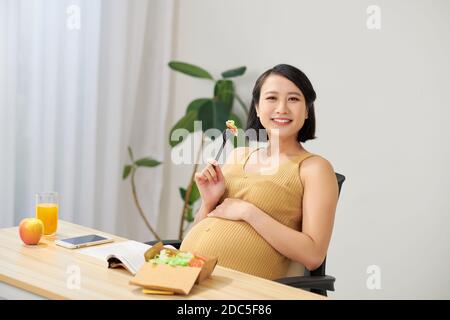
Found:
180,64 -> 339,280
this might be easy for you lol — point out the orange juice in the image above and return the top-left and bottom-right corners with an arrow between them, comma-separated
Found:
36,203 -> 58,235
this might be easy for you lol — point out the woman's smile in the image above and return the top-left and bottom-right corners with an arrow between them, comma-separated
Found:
271,117 -> 293,126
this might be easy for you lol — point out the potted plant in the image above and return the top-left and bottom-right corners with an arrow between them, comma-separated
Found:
168,61 -> 249,239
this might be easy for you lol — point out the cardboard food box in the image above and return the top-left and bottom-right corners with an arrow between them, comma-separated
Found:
129,242 -> 218,295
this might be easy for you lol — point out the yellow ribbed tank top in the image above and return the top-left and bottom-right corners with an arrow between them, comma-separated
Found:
180,147 -> 317,280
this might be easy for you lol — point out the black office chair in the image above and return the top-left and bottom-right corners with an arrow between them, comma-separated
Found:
146,172 -> 346,297
274,173 -> 345,296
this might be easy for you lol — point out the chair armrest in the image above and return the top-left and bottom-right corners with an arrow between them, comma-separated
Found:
144,239 -> 182,249
274,275 -> 335,292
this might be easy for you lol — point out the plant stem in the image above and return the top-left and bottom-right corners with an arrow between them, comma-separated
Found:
179,133 -> 205,239
131,167 -> 161,241
234,92 -> 249,115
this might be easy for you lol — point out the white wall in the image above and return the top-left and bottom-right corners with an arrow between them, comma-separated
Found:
159,0 -> 450,299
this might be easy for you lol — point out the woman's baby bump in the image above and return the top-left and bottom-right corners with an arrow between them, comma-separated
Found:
180,217 -> 290,279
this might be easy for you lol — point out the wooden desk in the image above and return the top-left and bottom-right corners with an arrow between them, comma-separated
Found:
0,220 -> 324,300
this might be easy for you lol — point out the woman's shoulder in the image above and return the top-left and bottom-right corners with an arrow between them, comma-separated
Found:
301,153 -> 334,171
300,153 -> 336,183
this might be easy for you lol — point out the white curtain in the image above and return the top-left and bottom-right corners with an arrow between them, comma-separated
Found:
0,0 -> 174,242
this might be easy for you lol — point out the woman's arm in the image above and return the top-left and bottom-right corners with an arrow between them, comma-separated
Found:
192,203 -> 213,225
192,146 -> 248,226
244,156 -> 339,271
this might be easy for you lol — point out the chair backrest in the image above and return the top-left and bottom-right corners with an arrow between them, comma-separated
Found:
306,172 -> 345,277
336,172 -> 346,197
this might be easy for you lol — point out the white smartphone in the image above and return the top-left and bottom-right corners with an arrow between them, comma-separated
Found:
55,234 -> 114,249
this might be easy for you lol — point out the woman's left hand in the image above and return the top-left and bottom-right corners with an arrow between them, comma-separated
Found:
207,198 -> 254,221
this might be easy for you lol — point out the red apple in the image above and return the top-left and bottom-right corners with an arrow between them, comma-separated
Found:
19,218 -> 44,245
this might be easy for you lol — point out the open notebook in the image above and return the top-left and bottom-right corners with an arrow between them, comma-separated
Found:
78,240 -> 168,275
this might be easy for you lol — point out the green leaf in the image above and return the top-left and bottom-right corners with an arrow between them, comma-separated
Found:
214,80 -> 234,115
179,187 -> 187,201
135,158 -> 161,167
198,100 -> 229,137
127,146 -> 134,161
122,165 -> 133,180
168,61 -> 213,80
185,206 -> 194,223
178,182 -> 200,205
169,110 -> 199,147
186,98 -> 212,114
190,182 -> 200,204
221,66 -> 246,78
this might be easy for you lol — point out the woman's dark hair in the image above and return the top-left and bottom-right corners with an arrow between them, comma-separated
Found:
246,64 -> 316,143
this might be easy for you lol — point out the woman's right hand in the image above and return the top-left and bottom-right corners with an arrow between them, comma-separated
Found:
194,159 -> 225,210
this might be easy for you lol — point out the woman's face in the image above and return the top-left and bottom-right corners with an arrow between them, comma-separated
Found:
256,74 -> 308,141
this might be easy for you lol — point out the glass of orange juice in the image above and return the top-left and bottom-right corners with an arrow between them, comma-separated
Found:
36,192 -> 58,236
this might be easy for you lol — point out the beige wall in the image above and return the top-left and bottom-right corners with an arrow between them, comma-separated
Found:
159,0 -> 450,299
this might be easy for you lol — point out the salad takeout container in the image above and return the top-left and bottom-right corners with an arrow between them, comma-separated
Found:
129,242 -> 218,295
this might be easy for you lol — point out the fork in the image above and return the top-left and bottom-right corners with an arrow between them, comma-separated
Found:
214,129 -> 231,162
